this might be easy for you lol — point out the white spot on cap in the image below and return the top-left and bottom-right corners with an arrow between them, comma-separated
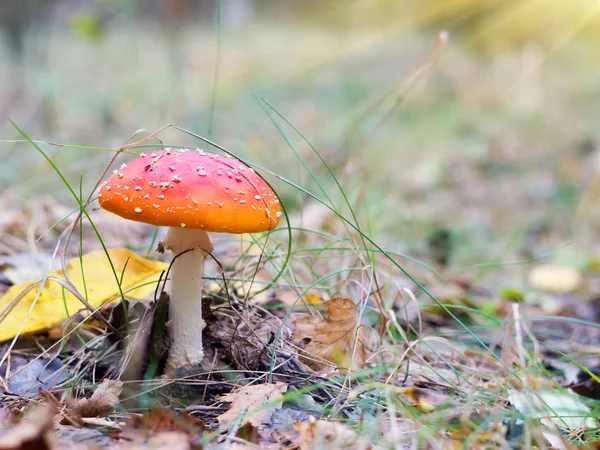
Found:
113,170 -> 118,175
171,175 -> 182,182
160,182 -> 170,190
169,166 -> 176,171
124,186 -> 129,190
235,176 -> 243,182
117,173 -> 124,179
217,170 -> 223,175
98,193 -> 102,198
276,211 -> 282,217
135,186 -> 143,191
180,223 -> 186,227
240,199 -> 247,204
144,194 -> 150,199
106,185 -> 112,191
120,163 -> 127,169
135,207 -> 142,213
153,204 -> 159,208
149,181 -> 157,187
140,153 -> 147,157
192,199 -> 198,205
198,170 -> 207,176
157,194 -> 165,199
254,195 -> 261,200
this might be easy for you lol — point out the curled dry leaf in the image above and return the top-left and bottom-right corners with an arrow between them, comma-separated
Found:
0,403 -> 56,450
291,297 -> 365,371
69,379 -> 123,420
217,382 -> 288,429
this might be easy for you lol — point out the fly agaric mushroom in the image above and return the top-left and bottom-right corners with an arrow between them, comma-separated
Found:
98,148 -> 281,369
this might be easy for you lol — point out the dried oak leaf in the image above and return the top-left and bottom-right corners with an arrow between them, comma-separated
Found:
291,297 -> 365,371
69,379 -> 123,420
217,382 -> 287,428
0,403 -> 57,450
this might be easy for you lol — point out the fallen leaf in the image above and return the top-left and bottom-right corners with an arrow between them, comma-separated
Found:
217,383 -> 288,428
0,248 -> 168,341
121,432 -> 190,450
118,408 -> 205,446
528,265 -> 583,294
0,403 -> 56,450
69,379 -> 123,420
397,385 -> 450,413
4,357 -> 67,397
296,417 -> 376,450
292,298 -> 365,371
508,389 -> 597,430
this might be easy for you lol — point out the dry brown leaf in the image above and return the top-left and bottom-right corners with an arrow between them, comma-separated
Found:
217,382 -> 288,428
296,417 -> 377,450
69,379 -> 123,420
292,297 -> 365,371
0,403 -> 56,450
118,408 -> 205,446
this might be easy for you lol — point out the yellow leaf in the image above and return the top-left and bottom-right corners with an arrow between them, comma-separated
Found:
0,248 -> 168,341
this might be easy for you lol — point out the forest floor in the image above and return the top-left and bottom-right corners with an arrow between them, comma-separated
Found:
0,22 -> 599,449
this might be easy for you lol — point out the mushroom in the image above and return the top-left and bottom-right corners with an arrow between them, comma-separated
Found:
98,148 -> 282,369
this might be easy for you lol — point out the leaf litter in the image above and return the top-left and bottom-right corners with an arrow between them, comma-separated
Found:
1,118 -> 600,449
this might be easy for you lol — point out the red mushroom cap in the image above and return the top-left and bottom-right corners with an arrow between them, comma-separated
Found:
98,149 -> 282,233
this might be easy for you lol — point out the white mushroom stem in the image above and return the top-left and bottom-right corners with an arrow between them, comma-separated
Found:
163,227 -> 214,370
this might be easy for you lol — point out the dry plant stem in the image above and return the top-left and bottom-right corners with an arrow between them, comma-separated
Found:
164,227 -> 214,370
512,302 -> 527,370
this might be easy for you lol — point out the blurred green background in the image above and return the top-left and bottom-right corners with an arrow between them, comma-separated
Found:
2,0 -> 600,270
